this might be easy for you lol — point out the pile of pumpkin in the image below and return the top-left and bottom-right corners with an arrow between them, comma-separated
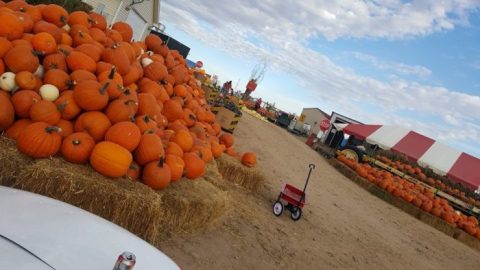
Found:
0,0 -> 257,190
377,155 -> 480,207
337,155 -> 480,239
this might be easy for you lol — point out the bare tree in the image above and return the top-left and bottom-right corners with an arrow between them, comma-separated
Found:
249,60 -> 268,84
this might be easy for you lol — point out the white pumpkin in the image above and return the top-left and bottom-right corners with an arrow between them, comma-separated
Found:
34,65 -> 45,78
0,72 -> 18,92
39,84 -> 59,101
141,57 -> 154,67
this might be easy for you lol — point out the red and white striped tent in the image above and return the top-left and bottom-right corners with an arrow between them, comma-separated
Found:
338,124 -> 480,191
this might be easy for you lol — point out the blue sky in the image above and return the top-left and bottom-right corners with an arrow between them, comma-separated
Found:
160,1 -> 480,158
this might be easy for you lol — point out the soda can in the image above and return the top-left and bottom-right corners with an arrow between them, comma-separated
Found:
113,251 -> 136,270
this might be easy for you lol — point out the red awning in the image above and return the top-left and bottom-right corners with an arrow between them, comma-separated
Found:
447,153 -> 480,190
343,124 -> 382,140
391,131 -> 435,162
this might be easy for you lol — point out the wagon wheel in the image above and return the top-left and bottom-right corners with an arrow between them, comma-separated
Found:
291,207 -> 302,221
273,201 -> 283,216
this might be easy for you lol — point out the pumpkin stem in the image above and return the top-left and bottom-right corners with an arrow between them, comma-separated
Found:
159,80 -> 167,85
143,115 -> 151,122
72,139 -> 81,146
129,115 -> 136,122
100,82 -> 110,94
60,16 -> 68,25
144,129 -> 155,134
67,80 -> 76,89
32,50 -> 44,57
108,66 -> 117,80
45,126 -> 62,134
58,48 -> 70,56
129,163 -> 139,170
124,99 -> 136,106
158,157 -> 165,167
57,101 -> 68,112
112,43 -> 120,49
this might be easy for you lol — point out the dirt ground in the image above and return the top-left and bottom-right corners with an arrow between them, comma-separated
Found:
160,113 -> 480,269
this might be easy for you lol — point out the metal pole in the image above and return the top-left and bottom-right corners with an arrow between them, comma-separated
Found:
297,164 -> 315,207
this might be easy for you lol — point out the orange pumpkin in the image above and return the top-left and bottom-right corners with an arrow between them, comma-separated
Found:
31,32 -> 57,55
134,132 -> 164,166
171,129 -> 193,152
66,51 -> 96,72
219,133 -> 234,148
162,99 -> 184,122
16,122 -> 62,158
61,132 -> 95,164
74,111 -> 111,142
41,4 -> 69,27
55,90 -> 81,120
165,141 -> 184,157
105,99 -> 138,124
72,80 -> 109,111
29,100 -> 61,125
43,69 -> 71,91
10,90 -> 41,118
42,52 -> 67,71
165,154 -> 184,182
0,10 -> 24,40
135,114 -> 157,134
126,161 -> 141,181
4,44 -> 39,72
183,152 -> 205,179
5,118 -> 32,140
142,158 -> 171,189
56,119 -> 73,137
105,121 -> 141,152
90,141 -> 132,178
14,71 -> 37,90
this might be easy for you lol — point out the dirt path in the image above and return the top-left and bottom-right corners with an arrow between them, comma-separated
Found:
160,113 -> 480,269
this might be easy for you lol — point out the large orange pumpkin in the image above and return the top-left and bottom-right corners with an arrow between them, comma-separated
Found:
61,132 -> 95,164
90,141 -> 132,178
4,45 -> 39,73
0,10 -> 24,40
72,80 -> 109,111
219,133 -> 234,148
74,111 -> 111,142
134,132 -> 164,166
29,100 -> 61,125
165,154 -> 184,182
142,158 -> 171,190
10,90 -> 40,118
105,121 -> 141,152
183,152 -> 205,180
171,129 -> 193,152
55,90 -> 81,120
16,122 -> 62,158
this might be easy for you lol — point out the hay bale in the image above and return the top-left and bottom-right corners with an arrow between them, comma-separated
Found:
0,136 -> 34,186
160,179 -> 229,233
216,155 -> 266,191
1,135 -> 232,245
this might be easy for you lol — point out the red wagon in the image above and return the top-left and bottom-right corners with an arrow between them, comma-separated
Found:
273,164 -> 315,221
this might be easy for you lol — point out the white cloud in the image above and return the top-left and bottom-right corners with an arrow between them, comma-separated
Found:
160,0 -> 480,156
350,52 -> 432,79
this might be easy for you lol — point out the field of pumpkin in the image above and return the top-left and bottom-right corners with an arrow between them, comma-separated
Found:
374,153 -> 480,208
337,154 -> 480,239
0,0 -> 257,190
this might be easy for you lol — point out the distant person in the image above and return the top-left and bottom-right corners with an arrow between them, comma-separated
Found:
255,98 -> 262,110
221,81 -> 232,96
242,79 -> 257,100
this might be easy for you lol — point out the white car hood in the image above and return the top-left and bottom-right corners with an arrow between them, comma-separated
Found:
0,186 -> 179,270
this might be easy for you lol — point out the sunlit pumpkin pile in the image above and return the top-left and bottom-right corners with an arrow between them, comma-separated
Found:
0,0 -> 257,190
337,155 -> 480,239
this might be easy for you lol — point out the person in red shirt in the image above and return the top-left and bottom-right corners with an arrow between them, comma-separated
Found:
242,79 -> 257,100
